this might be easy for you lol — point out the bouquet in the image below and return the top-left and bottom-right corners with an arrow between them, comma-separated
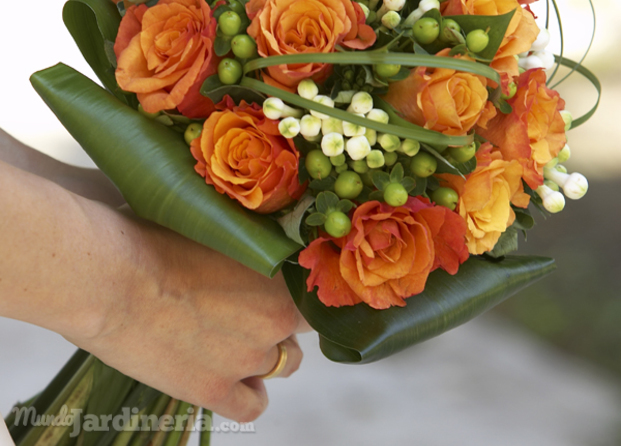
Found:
7,0 -> 600,444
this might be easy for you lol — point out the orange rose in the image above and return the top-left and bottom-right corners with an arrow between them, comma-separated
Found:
190,98 -> 305,214
382,50 -> 495,136
441,0 -> 539,78
299,198 -> 469,309
437,144 -> 530,254
245,0 -> 376,88
477,69 -> 566,188
114,0 -> 219,118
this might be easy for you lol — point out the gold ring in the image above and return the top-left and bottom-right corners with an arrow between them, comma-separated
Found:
258,343 -> 287,380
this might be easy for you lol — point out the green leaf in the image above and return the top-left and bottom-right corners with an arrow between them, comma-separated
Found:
82,360 -> 135,446
30,64 -> 301,278
277,195 -> 316,246
305,212 -> 327,227
10,351 -> 95,446
214,35 -> 232,57
444,10 -> 517,62
386,66 -> 411,82
336,199 -> 356,214
199,74 -> 224,96
201,85 -> 267,107
63,0 -> 136,107
319,191 -> 340,212
486,227 -> 519,258
372,171 -> 391,191
400,176 -> 416,193
282,255 -> 555,363
309,176 -> 336,192
513,207 -> 535,231
389,162 -> 404,183
408,176 -> 427,196
455,156 -> 477,175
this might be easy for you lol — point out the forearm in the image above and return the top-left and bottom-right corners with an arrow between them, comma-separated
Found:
0,128 -> 125,207
0,159 -> 145,339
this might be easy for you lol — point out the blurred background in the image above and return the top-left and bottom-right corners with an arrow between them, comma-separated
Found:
1,0 -> 620,444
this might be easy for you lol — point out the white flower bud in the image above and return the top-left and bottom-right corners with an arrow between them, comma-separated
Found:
399,138 -> 420,156
346,135 -> 372,160
402,8 -> 424,27
299,114 -> 322,137
560,110 -> 573,131
531,28 -> 551,52
356,1 -> 370,18
536,185 -> 565,213
321,133 -> 345,157
376,0 -> 406,19
366,108 -> 390,124
343,113 -> 366,137
558,144 -> 571,163
419,0 -> 439,12
310,95 -> 335,120
333,90 -> 357,104
263,97 -> 303,120
518,55 -> 544,70
297,79 -> 319,100
377,133 -> 401,152
544,180 -> 559,192
533,50 -> 555,70
303,134 -> 322,142
381,11 -> 401,29
347,92 -> 374,115
366,150 -> 385,169
544,167 -> 588,200
322,117 -> 344,135
365,128 -> 377,146
278,117 -> 300,138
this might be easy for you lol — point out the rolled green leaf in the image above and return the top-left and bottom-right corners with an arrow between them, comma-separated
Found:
282,255 -> 555,363
30,63 -> 301,278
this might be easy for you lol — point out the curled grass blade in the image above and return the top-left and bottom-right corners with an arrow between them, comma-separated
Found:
240,78 -> 474,147
243,52 -> 501,84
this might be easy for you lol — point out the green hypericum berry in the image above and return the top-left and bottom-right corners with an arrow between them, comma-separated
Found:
335,164 -> 349,174
218,11 -> 242,37
439,18 -> 461,43
334,171 -> 364,199
351,159 -> 369,174
410,152 -> 437,177
466,29 -> 489,53
305,150 -> 332,179
366,150 -> 385,169
324,211 -> 352,238
374,63 -> 401,78
448,143 -> 476,163
218,58 -> 242,85
227,0 -> 245,15
231,34 -> 257,59
384,183 -> 408,207
184,123 -> 203,145
413,17 -> 440,45
330,153 -> 346,167
384,151 -> 398,166
501,82 -> 517,100
430,187 -> 459,211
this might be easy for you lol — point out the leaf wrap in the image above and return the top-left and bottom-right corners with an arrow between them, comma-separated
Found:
283,255 -> 555,363
30,63 -> 301,278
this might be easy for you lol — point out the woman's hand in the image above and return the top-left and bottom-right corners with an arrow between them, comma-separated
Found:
69,216 -> 310,422
0,131 -> 310,422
